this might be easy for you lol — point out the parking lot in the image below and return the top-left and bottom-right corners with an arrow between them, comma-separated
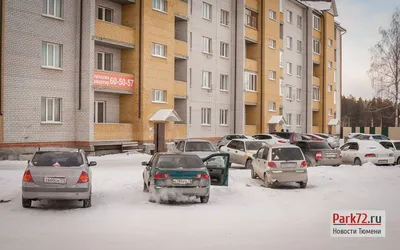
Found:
1,153 -> 399,250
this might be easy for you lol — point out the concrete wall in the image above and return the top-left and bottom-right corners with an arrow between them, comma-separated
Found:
94,92 -> 120,123
188,0 -> 233,138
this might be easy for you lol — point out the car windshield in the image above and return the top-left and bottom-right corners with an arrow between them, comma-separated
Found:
185,142 -> 216,152
245,141 -> 266,151
31,152 -> 83,167
309,142 -> 332,149
155,155 -> 203,169
226,135 -> 247,140
316,134 -> 329,139
271,148 -> 304,161
394,142 -> 400,150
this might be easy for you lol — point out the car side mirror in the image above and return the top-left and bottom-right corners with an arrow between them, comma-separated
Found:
142,161 -> 148,166
89,161 -> 97,166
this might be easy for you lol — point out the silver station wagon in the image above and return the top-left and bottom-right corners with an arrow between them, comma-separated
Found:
21,149 -> 97,208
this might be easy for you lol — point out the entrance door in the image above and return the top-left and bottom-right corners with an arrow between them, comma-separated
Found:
268,124 -> 276,133
154,123 -> 166,152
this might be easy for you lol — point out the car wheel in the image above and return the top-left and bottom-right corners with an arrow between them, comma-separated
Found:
83,195 -> 92,208
332,164 -> 340,167
298,181 -> 307,188
354,158 -> 362,166
397,157 -> 400,165
264,174 -> 275,188
200,195 -> 209,203
245,159 -> 252,169
22,198 -> 32,208
143,181 -> 149,192
251,165 -> 257,179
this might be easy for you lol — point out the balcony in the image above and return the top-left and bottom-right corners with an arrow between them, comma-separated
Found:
245,125 -> 258,136
108,0 -> 135,3
245,58 -> 258,72
175,40 -> 188,58
174,80 -> 187,98
245,26 -> 258,43
245,0 -> 259,11
175,0 -> 188,18
313,52 -> 321,64
312,101 -> 320,111
94,123 -> 134,141
313,76 -> 320,86
95,20 -> 135,49
245,91 -> 258,105
93,70 -> 135,94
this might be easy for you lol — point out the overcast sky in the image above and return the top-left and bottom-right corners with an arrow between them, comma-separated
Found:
335,0 -> 399,99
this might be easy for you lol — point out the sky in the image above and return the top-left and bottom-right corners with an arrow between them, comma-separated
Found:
335,0 -> 399,99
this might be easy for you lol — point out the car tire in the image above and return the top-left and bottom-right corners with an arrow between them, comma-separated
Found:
332,164 -> 340,167
397,157 -> 400,165
22,198 -> 32,208
299,181 -> 307,188
143,181 -> 149,192
251,165 -> 257,179
354,158 -> 362,166
83,195 -> 92,208
200,195 -> 209,203
264,174 -> 275,188
245,159 -> 252,169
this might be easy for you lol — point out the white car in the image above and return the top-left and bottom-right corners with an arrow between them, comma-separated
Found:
219,139 -> 267,168
315,133 -> 340,148
252,134 -> 289,145
379,140 -> 400,165
340,140 -> 394,166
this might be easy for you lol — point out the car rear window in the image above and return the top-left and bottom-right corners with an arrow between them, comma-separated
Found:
309,142 -> 331,149
185,142 -> 216,152
32,152 -> 83,167
275,133 -> 290,139
316,134 -> 329,139
155,155 -> 203,169
245,141 -> 267,151
271,148 -> 304,161
226,135 -> 247,140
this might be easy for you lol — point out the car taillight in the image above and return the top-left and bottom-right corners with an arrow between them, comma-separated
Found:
23,170 -> 33,183
278,140 -> 287,143
301,161 -> 307,167
268,162 -> 277,168
291,135 -> 296,142
154,173 -> 171,179
315,152 -> 323,159
195,173 -> 210,179
339,152 -> 342,158
365,153 -> 376,157
77,171 -> 89,183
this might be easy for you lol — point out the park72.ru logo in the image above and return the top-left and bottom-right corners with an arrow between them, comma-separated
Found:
330,210 -> 386,237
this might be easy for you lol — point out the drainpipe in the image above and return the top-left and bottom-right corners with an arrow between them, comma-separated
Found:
138,0 -> 143,119
305,7 -> 309,132
78,0 -> 83,110
259,0 -> 264,133
0,0 -> 4,115
322,14 -> 326,133
233,0 -> 238,133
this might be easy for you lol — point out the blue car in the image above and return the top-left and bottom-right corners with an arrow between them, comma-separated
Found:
142,152 -> 229,203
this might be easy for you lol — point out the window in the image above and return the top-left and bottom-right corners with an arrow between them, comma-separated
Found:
245,72 -> 257,91
280,23 -> 283,39
313,15 -> 321,31
297,40 -> 302,53
313,38 -> 320,54
269,102 -> 276,112
203,2 -> 212,20
41,97 -> 61,123
269,71 -> 276,80
201,108 -> 211,125
43,0 -> 63,18
152,89 -> 167,103
297,65 -> 302,77
41,42 -> 62,68
287,10 -> 292,23
153,0 -> 167,12
190,32 -> 192,49
328,85 -> 333,92
279,106 -> 283,115
280,50 -> 283,68
328,39 -> 333,47
220,109 -> 228,125
221,9 -> 229,26
296,114 -> 301,126
97,6 -> 113,22
328,108 -> 333,116
152,43 -> 167,57
286,85 -> 293,100
286,62 -> 292,75
96,52 -> 113,71
220,42 -> 229,58
94,101 -> 105,123
334,90 -> 337,104
220,74 -> 228,91
334,27 -> 337,40
269,10 -> 276,20
297,15 -> 302,28
189,106 -> 192,124
202,36 -> 212,54
312,86 -> 320,101
245,9 -> 257,28
334,69 -> 337,82
286,113 -> 292,126
202,71 -> 212,89
269,39 -> 276,49
334,49 -> 337,62
279,79 -> 284,96
328,61 -> 333,69
295,88 -> 301,101
286,36 -> 293,49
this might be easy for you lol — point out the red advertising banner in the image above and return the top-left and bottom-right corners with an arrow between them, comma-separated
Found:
93,71 -> 134,91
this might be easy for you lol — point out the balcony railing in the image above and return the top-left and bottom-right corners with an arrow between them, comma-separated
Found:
95,20 -> 135,49
245,58 -> 258,72
245,91 -> 258,104
175,40 -> 188,58
94,123 -> 134,141
175,0 -> 188,18
174,80 -> 187,98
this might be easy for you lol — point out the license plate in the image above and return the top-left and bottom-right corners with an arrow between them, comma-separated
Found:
172,179 -> 192,185
44,177 -> 66,184
378,160 -> 388,164
327,154 -> 337,158
281,163 -> 296,168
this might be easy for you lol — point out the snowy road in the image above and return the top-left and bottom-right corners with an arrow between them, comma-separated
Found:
1,153 -> 400,250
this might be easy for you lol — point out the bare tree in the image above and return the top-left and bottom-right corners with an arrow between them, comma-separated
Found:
368,8 -> 400,126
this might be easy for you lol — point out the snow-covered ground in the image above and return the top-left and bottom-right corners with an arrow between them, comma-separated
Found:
1,153 -> 399,250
